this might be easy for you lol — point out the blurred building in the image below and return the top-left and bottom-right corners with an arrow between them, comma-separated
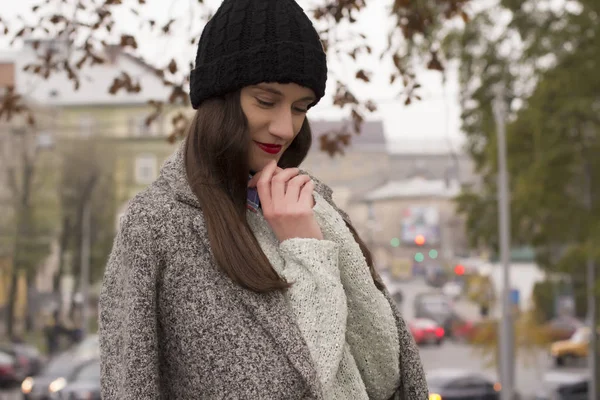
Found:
388,145 -> 478,187
12,39 -> 184,217
1,40 -> 185,326
358,176 -> 468,274
303,123 -> 476,275
302,119 -> 391,206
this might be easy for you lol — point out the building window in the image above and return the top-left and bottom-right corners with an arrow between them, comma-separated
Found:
130,114 -> 160,137
134,154 -> 157,185
79,114 -> 95,137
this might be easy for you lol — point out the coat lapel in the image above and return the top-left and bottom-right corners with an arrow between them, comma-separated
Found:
233,288 -> 323,398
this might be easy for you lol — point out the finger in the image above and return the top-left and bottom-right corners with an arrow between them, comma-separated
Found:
247,165 -> 283,188
298,179 -> 315,207
285,175 -> 311,203
254,161 -> 278,208
271,168 -> 300,206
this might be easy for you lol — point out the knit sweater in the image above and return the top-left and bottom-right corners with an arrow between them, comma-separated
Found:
247,192 -> 400,400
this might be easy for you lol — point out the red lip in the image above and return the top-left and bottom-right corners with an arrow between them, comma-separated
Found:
255,141 -> 282,155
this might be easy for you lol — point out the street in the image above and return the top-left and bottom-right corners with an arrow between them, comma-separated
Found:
0,390 -> 19,400
419,340 -> 587,397
386,274 -> 587,398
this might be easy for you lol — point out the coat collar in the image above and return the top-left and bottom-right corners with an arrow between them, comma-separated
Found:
159,141 -> 202,209
158,142 -> 324,398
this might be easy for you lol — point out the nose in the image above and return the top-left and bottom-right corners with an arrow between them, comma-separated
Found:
268,108 -> 295,141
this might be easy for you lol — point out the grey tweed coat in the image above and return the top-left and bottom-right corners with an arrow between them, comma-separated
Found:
99,145 -> 428,400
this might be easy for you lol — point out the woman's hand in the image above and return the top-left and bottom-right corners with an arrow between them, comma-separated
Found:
248,160 -> 322,242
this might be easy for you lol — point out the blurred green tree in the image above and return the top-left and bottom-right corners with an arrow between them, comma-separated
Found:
0,116 -> 59,337
447,0 -> 600,304
469,311 -> 553,371
447,0 -> 600,389
54,137 -> 117,320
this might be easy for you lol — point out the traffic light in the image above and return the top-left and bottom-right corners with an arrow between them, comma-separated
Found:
414,234 -> 425,246
454,264 -> 465,275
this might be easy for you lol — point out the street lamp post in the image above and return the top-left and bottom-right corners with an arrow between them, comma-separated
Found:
80,198 -> 91,338
492,85 -> 515,400
584,162 -> 598,400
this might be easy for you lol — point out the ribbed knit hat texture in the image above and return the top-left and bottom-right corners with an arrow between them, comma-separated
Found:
189,0 -> 327,109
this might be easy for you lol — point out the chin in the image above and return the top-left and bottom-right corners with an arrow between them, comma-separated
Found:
250,158 -> 280,173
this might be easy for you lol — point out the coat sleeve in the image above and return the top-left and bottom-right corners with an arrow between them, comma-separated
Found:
99,211 -> 161,400
305,172 -> 430,400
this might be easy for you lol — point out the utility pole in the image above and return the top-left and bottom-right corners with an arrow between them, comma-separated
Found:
80,198 -> 91,338
584,161 -> 597,400
492,85 -> 515,400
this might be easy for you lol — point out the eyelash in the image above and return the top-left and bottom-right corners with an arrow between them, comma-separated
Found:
256,98 -> 274,107
255,98 -> 308,114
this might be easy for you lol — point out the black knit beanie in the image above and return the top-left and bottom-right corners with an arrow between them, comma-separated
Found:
189,0 -> 327,109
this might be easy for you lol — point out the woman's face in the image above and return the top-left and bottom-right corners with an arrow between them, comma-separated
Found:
240,83 -> 315,173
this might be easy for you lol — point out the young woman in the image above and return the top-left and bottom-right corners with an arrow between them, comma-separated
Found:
99,0 -> 428,398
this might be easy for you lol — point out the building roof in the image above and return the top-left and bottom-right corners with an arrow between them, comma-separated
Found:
308,119 -> 387,152
0,50 -> 18,63
12,40 -> 173,107
361,176 -> 461,202
387,138 -> 465,155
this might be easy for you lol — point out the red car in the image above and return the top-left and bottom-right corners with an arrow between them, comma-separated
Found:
449,316 -> 478,342
409,318 -> 445,346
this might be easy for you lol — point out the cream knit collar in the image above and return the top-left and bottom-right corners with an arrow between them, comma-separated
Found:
247,192 -> 400,399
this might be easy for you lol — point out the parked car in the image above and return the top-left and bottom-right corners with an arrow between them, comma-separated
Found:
21,335 -> 99,399
427,368 -> 501,400
425,266 -> 448,288
449,315 -> 478,342
55,358 -> 101,400
0,349 -> 27,389
550,327 -> 590,366
409,318 -> 444,346
543,316 -> 583,342
0,342 -> 46,377
533,371 -> 588,400
414,292 -> 455,334
442,280 -> 464,300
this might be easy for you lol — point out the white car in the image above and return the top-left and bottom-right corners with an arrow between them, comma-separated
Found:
442,281 -> 463,300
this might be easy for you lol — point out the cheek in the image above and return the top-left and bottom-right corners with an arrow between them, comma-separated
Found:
293,116 -> 306,137
246,112 -> 269,139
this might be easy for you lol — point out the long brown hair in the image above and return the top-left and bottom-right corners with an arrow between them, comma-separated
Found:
184,91 -> 382,293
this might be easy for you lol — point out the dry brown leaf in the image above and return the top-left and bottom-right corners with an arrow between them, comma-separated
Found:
355,70 -> 370,82
168,59 -> 178,74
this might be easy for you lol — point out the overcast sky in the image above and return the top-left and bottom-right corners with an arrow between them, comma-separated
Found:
0,0 -> 466,152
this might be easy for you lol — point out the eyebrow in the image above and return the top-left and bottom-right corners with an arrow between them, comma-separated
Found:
254,85 -> 315,103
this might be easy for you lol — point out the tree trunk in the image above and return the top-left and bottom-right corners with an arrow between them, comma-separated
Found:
54,216 -> 71,293
5,262 -> 18,339
24,279 -> 35,333
4,135 -> 37,339
5,209 -> 26,340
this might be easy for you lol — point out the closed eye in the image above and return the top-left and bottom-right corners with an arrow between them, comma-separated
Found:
256,98 -> 274,107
